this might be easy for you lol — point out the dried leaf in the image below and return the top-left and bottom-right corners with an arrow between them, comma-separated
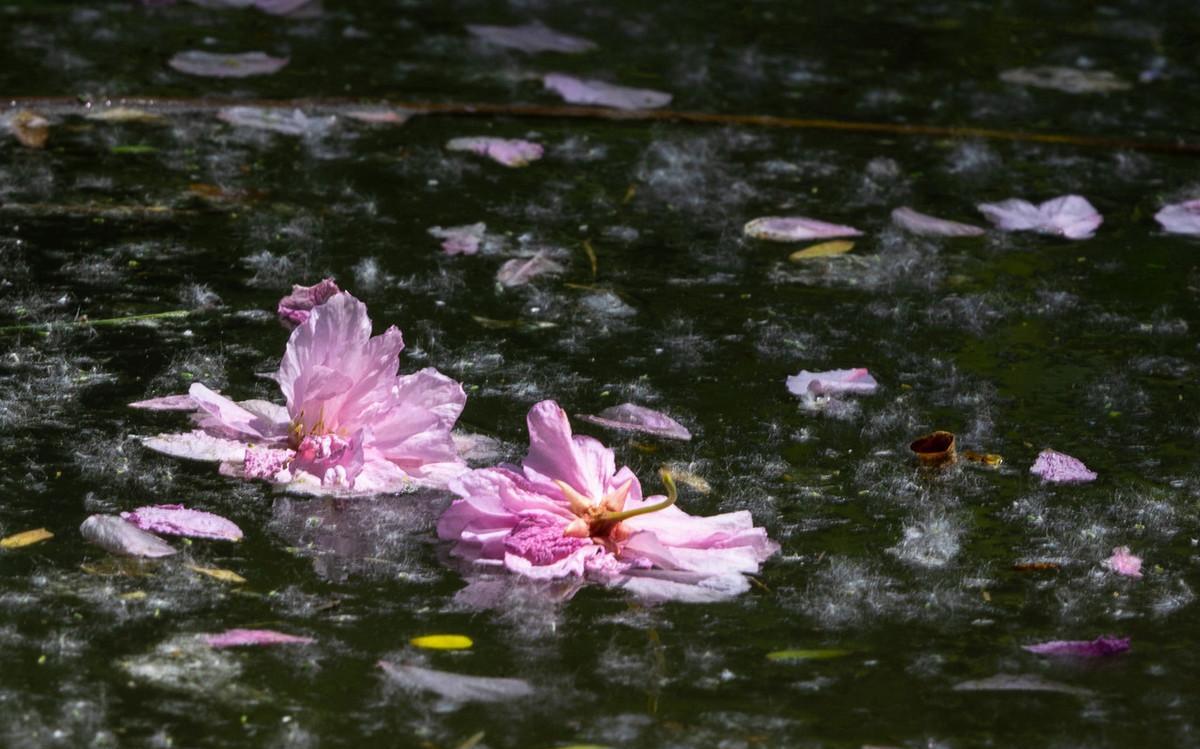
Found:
110,144 -> 158,155
86,107 -> 166,124
789,240 -> 855,260
10,110 -> 49,149
410,634 -> 474,650
0,528 -> 54,549
766,649 -> 851,662
120,591 -> 148,601
960,450 -> 1003,467
1011,561 -> 1061,572
187,565 -> 247,584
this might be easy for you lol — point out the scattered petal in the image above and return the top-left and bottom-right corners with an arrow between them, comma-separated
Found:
187,565 -> 248,584
953,673 -> 1093,697
429,223 -> 487,256
143,429 -> 254,464
891,206 -> 985,237
217,107 -> 335,136
467,21 -> 595,54
8,110 -> 50,149
786,368 -> 878,396
543,73 -> 671,110
0,528 -> 54,549
766,649 -> 851,662
85,107 -> 166,123
446,137 -> 544,167
1000,66 -> 1131,94
1154,200 -> 1200,235
1030,448 -> 1097,483
977,195 -> 1102,239
378,661 -> 534,703
496,252 -> 564,287
744,216 -> 863,242
168,50 -> 290,78
80,515 -> 176,558
120,505 -> 243,541
1023,635 -> 1130,657
344,108 -> 411,125
1103,546 -> 1143,578
789,240 -> 855,260
277,278 -> 341,326
410,634 -> 474,650
576,403 -> 692,441
204,628 -> 314,648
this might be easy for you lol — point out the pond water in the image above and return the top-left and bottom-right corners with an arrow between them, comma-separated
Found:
2,1 -> 1200,747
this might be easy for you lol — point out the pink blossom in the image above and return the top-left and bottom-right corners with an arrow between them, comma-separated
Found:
1154,200 -> 1200,235
135,291 -> 467,495
428,223 -> 487,256
277,278 -> 340,327
437,401 -> 777,602
1103,546 -> 1143,578
977,195 -> 1102,239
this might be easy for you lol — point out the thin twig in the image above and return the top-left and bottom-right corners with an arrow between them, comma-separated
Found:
4,96 -> 1199,155
0,309 -> 194,334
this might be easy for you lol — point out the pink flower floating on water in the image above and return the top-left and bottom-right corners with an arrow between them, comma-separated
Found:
1029,448 -> 1097,484
437,400 -> 778,603
1023,635 -> 1130,658
977,195 -> 1102,239
133,289 -> 467,495
1103,546 -> 1143,579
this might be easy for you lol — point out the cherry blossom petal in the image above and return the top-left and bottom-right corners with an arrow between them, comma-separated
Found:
1154,200 -> 1200,235
1103,546 -> 1143,578
977,195 -> 1102,239
445,137 -> 544,167
378,662 -> 534,703
891,207 -> 985,237
467,21 -> 596,54
1030,449 -> 1097,483
495,252 -> 564,287
168,51 -> 289,78
80,515 -> 176,558
543,73 -> 672,110
744,216 -> 863,242
786,368 -> 878,396
576,403 -> 692,441
120,504 -> 243,541
428,223 -> 486,256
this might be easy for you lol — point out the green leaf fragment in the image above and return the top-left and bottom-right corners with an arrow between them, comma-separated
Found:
766,648 -> 851,662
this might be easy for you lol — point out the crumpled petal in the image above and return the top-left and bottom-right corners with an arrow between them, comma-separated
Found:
1023,635 -> 1130,657
1030,448 -> 1097,483
1154,200 -> 1200,236
429,222 -> 487,256
80,515 -> 176,558
120,504 -> 243,541
576,403 -> 692,441
1103,546 -> 1143,578
891,207 -> 985,237
445,137 -> 543,167
543,73 -> 671,110
467,21 -> 595,54
168,50 -> 289,78
977,195 -> 1102,240
496,252 -> 565,287
786,368 -> 878,396
744,216 -> 863,242
217,107 -> 336,136
204,629 -> 314,647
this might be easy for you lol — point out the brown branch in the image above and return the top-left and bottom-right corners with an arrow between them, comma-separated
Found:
5,95 -> 1199,156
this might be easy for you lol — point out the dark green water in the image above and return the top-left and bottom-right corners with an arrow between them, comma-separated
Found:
3,1 -> 1200,747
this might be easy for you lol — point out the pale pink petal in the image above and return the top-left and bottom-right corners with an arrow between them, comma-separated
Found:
278,278 -> 341,326
217,107 -> 336,136
467,21 -> 596,54
522,400 -> 620,502
189,382 -> 278,440
244,445 -> 295,482
445,137 -> 544,167
428,223 -> 486,256
204,628 -> 314,647
80,515 -> 176,558
786,368 -> 878,396
1023,636 -> 1130,657
977,195 -> 1102,239
615,569 -> 752,603
168,50 -> 289,78
120,504 -> 243,541
129,394 -> 196,411
1030,448 -> 1097,483
543,73 -> 671,110
1103,546 -> 1143,578
495,252 -> 564,287
142,430 -> 250,463
1154,200 -> 1200,235
344,108 -> 412,125
378,662 -> 534,703
891,207 -> 985,237
576,403 -> 692,441
743,216 -> 863,242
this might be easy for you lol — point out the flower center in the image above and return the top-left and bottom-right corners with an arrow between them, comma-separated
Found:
553,469 -> 678,550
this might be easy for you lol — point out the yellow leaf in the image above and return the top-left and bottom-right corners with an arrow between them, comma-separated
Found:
767,648 -> 851,661
410,634 -> 474,650
789,241 -> 855,261
120,591 -> 147,601
187,565 -> 247,584
1,528 -> 54,549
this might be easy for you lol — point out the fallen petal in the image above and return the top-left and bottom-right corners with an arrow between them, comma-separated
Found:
891,207 -> 985,237
445,137 -> 544,167
576,403 -> 692,441
496,252 -> 564,287
1154,200 -> 1200,236
1000,66 -> 1130,94
429,223 -> 487,256
1023,635 -> 1130,657
217,107 -> 335,136
129,394 -> 197,411
744,216 -> 863,242
786,368 -> 878,396
168,50 -> 289,78
953,673 -> 1093,697
204,628 -> 314,647
1103,546 -> 1143,578
1030,449 -> 1097,483
344,108 -> 411,125
85,107 -> 166,124
142,430 -> 252,464
120,504 -> 243,541
977,195 -> 1102,240
80,515 -> 176,558
467,21 -> 595,54
0,528 -> 54,549
378,661 -> 534,703
543,73 -> 671,110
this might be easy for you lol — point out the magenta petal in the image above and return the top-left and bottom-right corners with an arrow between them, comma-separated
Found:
743,216 -> 863,242
576,403 -> 692,441
80,515 -> 177,558
168,50 -> 289,78
467,21 -> 596,54
428,223 -> 486,256
277,278 -> 341,326
1103,546 -> 1143,578
543,73 -> 671,110
1154,200 -> 1200,235
1023,635 -> 1130,657
977,195 -> 1102,239
378,662 -> 534,703
495,252 -> 564,287
1030,449 -> 1097,483
891,207 -> 985,237
445,137 -> 544,167
120,504 -> 243,541
204,628 -> 314,648
786,368 -> 878,397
